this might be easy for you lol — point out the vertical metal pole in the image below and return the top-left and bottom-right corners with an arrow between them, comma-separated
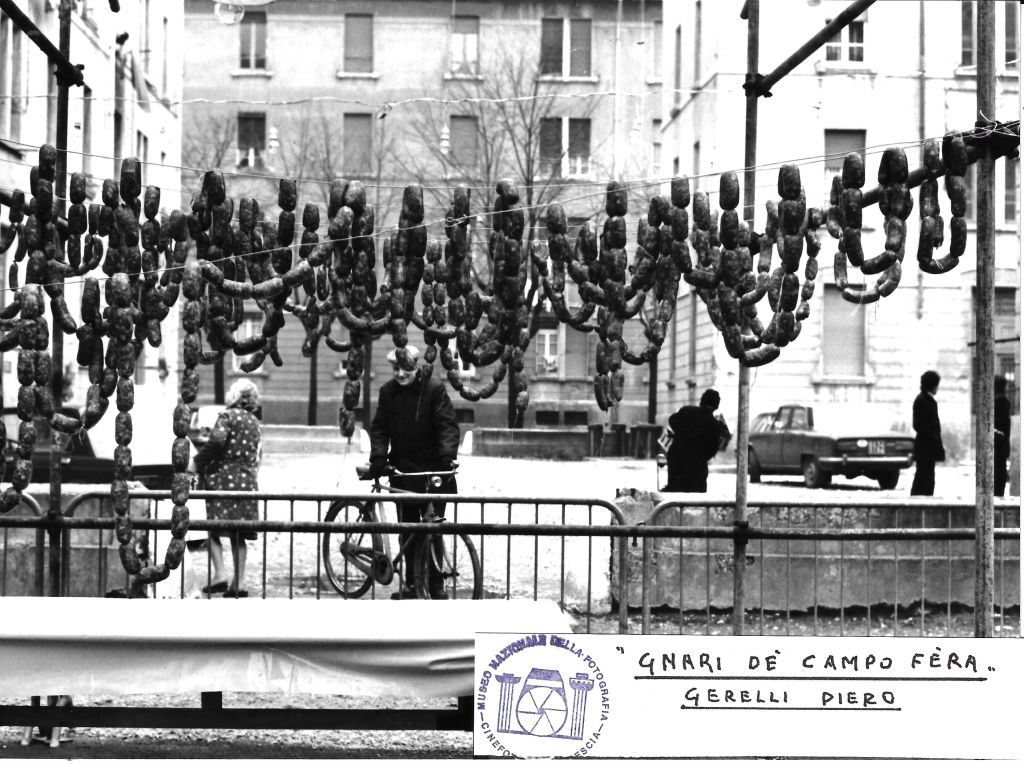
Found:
733,0 -> 759,636
48,0 -> 72,598
973,0 -> 996,638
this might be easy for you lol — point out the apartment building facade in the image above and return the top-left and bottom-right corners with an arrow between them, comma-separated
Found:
182,0 -> 664,430
0,1 -> 184,436
660,0 -> 1020,451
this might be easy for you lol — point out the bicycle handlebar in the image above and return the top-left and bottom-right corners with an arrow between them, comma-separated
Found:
355,463 -> 459,481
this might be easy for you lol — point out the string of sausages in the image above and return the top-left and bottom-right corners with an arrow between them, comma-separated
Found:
0,134 -> 1002,582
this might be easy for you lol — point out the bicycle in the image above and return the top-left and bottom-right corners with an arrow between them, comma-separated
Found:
321,464 -> 483,600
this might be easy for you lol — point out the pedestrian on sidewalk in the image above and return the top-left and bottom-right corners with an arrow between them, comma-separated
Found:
367,345 -> 460,599
910,370 -> 944,496
194,378 -> 262,597
994,374 -> 1011,497
662,388 -> 723,493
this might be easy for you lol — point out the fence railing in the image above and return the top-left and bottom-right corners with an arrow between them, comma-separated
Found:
0,490 -> 1018,637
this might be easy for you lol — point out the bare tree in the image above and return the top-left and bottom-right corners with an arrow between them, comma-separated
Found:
399,50 -> 603,427
180,109 -> 236,208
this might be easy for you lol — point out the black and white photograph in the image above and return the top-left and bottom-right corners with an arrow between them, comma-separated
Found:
0,0 -> 1019,760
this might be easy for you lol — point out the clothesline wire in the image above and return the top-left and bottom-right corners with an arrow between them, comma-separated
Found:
0,124 -> 1011,284
1,128 -> 988,218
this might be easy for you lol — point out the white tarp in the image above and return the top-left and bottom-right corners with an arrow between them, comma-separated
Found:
0,597 -> 572,698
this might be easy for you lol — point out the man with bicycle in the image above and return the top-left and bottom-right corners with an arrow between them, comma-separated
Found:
367,344 -> 461,599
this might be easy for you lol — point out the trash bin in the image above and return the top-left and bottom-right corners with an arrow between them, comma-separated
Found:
631,423 -> 663,459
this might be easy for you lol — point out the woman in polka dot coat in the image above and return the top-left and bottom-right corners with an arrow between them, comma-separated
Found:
201,378 -> 262,597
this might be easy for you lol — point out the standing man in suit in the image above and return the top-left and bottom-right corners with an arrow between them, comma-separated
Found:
911,370 -> 944,496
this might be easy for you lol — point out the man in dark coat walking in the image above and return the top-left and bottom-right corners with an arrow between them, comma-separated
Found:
663,388 -> 723,493
911,370 -> 944,496
368,345 -> 461,598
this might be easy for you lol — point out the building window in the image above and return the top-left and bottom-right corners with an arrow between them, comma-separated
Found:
825,18 -> 864,62
1005,158 -> 1019,225
344,14 -> 373,73
538,118 -> 590,178
449,115 -> 479,166
535,329 -> 560,376
81,86 -> 93,183
650,19 -> 663,81
135,130 -> 148,186
0,14 -> 26,143
536,411 -> 559,426
1006,1 -> 1018,68
239,10 -> 266,69
540,118 -> 562,176
691,140 -> 700,189
961,0 -> 975,66
693,1 -> 702,84
567,119 -> 590,176
113,110 -> 123,170
673,23 -> 682,106
651,119 -> 662,176
962,1 -> 1018,69
451,16 -> 479,75
343,114 -> 372,175
824,129 -> 866,193
540,18 -> 591,78
823,285 -> 865,377
237,112 -> 265,168
139,0 -> 151,73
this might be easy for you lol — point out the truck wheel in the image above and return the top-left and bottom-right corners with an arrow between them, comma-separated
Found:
748,448 -> 762,483
802,456 -> 831,488
877,472 -> 899,490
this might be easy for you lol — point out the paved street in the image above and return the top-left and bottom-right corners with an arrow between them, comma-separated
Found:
261,444 -> 1003,505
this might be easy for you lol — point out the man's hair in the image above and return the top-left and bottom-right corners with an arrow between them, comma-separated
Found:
700,389 -> 720,408
920,370 -> 941,392
995,375 -> 1007,394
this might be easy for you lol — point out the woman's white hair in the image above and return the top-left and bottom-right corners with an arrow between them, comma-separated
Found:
226,378 -> 260,409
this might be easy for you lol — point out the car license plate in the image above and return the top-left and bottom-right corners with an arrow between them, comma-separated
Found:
867,440 -> 886,455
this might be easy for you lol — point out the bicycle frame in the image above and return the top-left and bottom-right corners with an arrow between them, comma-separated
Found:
357,467 -> 459,579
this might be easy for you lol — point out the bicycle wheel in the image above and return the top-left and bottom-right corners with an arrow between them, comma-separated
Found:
322,500 -> 389,598
415,531 -> 483,600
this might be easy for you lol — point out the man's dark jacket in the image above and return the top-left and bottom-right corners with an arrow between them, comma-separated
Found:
369,373 -> 461,472
912,392 -> 944,462
666,405 -> 720,465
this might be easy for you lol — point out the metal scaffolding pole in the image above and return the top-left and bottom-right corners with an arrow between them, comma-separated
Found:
973,0 -> 996,638
733,0 -> 760,637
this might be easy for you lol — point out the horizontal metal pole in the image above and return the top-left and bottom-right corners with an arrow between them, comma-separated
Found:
748,0 -> 876,97
0,0 -> 84,87
0,704 -> 470,731
0,514 -> 1017,542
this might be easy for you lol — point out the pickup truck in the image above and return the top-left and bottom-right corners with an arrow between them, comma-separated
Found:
748,404 -> 915,489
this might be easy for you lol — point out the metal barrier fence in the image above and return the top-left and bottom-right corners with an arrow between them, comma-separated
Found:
0,490 -> 1019,637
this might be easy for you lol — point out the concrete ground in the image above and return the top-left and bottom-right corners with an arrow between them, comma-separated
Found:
262,439 -> 1005,504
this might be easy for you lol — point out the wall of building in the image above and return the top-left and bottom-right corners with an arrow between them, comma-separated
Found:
182,0 -> 663,429
660,0 -> 1020,446
0,1 -> 184,418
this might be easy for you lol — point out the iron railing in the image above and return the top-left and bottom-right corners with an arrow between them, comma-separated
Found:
0,490 -> 1018,637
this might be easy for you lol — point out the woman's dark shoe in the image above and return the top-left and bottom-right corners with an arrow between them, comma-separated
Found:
389,585 -> 417,600
201,580 -> 229,594
223,589 -> 249,598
